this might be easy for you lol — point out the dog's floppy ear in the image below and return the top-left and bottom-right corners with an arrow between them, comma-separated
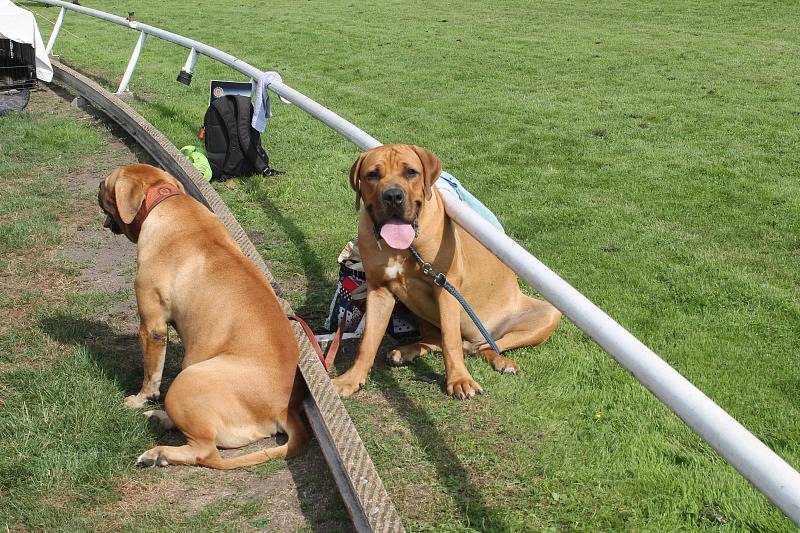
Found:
410,145 -> 442,201
114,173 -> 147,224
349,153 -> 366,210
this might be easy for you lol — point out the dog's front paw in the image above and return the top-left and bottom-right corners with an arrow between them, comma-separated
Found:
124,394 -> 150,409
332,372 -> 365,397
446,375 -> 483,400
136,448 -> 168,468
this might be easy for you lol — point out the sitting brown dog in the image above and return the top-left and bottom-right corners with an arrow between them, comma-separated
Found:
98,164 -> 307,468
332,145 -> 561,399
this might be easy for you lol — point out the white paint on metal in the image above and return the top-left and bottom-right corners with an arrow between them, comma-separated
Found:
115,31 -> 146,94
182,47 -> 198,74
44,5 -> 64,54
30,0 -> 800,525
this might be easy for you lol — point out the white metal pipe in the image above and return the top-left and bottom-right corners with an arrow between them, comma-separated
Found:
29,0 -> 800,524
32,0 -> 263,80
44,5 -> 65,54
268,81 -> 381,149
176,47 -> 198,85
33,0 -> 381,148
116,31 -> 146,94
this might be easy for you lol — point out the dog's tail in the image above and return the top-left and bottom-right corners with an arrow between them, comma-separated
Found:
199,411 -> 308,470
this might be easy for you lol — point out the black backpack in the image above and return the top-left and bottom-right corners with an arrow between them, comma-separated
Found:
203,95 -> 269,180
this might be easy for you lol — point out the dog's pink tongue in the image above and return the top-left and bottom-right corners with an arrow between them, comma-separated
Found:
380,218 -> 415,249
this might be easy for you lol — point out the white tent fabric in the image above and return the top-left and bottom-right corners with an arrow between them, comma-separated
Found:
0,0 -> 53,82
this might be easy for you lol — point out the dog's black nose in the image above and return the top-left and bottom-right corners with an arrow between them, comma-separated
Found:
382,188 -> 405,208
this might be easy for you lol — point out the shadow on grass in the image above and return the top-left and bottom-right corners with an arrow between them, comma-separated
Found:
286,438 -> 356,532
333,341 -> 510,531
254,195 -> 336,324
39,314 -> 181,395
132,94 -> 201,140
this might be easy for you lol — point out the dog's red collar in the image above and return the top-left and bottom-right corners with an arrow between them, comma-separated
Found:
130,183 -> 183,236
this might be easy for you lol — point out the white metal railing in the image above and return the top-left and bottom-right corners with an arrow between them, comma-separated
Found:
32,0 -> 800,525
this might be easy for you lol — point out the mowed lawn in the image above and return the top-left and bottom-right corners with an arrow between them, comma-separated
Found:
15,0 -> 800,530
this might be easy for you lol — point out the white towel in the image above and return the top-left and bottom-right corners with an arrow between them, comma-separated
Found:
251,71 -> 285,132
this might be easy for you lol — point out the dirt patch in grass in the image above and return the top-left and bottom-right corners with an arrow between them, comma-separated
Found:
7,85 -> 351,531
99,444 -> 346,531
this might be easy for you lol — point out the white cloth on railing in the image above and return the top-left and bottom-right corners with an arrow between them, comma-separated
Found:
251,70 -> 288,132
0,0 -> 53,82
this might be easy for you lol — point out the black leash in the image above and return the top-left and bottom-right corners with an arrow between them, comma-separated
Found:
408,246 -> 502,354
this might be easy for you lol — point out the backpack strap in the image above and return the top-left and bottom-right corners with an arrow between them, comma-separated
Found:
212,96 -> 243,178
233,96 -> 268,174
203,103 -> 227,180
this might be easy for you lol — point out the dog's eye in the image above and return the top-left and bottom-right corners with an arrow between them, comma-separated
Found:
404,168 -> 419,178
365,170 -> 380,181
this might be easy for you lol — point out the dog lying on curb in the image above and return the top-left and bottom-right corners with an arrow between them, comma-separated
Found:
332,145 -> 562,400
98,164 -> 307,468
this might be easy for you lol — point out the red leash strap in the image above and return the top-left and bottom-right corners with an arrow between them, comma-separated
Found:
289,315 -> 343,371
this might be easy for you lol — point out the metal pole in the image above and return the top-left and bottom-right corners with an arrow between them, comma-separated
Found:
182,48 -> 198,73
435,189 -> 800,525
116,31 -> 146,94
45,6 -> 65,54
176,47 -> 198,85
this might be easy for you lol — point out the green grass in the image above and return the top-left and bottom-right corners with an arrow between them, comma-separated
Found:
0,107 -> 152,529
14,0 -> 800,530
0,111 -> 100,253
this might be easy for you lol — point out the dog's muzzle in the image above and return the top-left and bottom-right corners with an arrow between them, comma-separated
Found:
103,212 -> 123,234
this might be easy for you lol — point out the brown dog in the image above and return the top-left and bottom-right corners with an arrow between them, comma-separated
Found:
98,164 -> 307,468
332,145 -> 561,399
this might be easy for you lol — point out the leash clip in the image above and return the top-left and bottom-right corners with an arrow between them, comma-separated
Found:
410,245 -> 447,287
417,258 -> 447,286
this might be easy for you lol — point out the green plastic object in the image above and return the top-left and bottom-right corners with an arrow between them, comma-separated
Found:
180,145 -> 213,181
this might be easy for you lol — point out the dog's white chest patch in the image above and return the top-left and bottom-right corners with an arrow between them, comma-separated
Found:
384,260 -> 404,280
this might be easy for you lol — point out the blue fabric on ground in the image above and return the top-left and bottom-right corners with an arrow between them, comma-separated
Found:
436,171 -> 504,232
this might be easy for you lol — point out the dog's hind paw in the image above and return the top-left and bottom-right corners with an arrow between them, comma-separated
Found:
387,349 -> 404,366
143,409 -> 174,432
136,450 -> 168,468
387,348 -> 416,366
493,356 -> 519,375
480,349 -> 519,375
